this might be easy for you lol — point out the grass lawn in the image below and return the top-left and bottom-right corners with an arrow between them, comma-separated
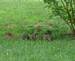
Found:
0,39 -> 75,61
0,0 -> 75,61
0,40 -> 75,61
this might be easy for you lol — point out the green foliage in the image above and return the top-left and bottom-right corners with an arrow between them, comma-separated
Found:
22,23 -> 53,40
44,0 -> 75,33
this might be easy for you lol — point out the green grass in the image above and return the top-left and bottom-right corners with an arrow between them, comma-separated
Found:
0,0 -> 49,36
0,40 -> 75,61
0,0 -> 75,61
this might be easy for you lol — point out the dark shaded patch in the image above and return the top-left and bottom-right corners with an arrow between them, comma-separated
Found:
4,32 -> 14,40
22,33 -> 30,40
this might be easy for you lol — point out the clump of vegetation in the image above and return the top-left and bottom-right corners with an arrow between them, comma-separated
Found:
44,0 -> 75,35
22,21 -> 53,41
